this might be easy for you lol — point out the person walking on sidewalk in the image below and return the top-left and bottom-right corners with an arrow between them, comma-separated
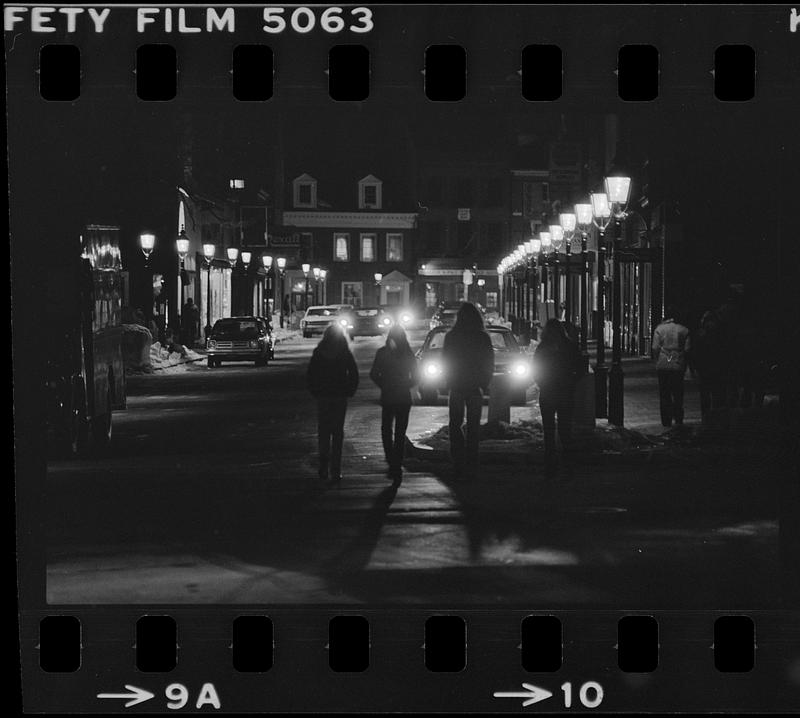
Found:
307,324 -> 359,482
442,302 -> 495,480
691,309 -> 727,425
651,306 -> 691,428
534,319 -> 583,478
369,324 -> 419,483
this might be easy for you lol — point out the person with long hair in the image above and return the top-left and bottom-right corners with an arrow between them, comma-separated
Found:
534,318 -> 583,478
307,324 -> 359,481
369,324 -> 419,483
441,302 -> 495,480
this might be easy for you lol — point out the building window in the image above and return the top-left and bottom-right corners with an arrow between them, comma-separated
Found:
334,233 -> 350,261
360,233 -> 376,262
358,175 -> 382,209
386,233 -> 404,262
341,281 -> 363,307
293,174 -> 317,209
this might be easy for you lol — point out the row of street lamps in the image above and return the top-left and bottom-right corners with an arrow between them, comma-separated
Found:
497,175 -> 632,425
138,229 -> 328,337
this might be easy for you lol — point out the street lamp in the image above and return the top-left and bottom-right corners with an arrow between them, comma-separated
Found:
605,174 -> 632,427
559,212 -> 577,329
176,228 -> 190,338
261,254 -> 273,318
276,257 -> 287,328
591,191 -> 612,418
319,268 -> 327,305
313,267 -> 321,304
140,232 -> 156,266
575,203 -> 593,358
202,242 -> 216,338
302,262 -> 311,311
539,231 -> 552,316
549,224 -> 565,319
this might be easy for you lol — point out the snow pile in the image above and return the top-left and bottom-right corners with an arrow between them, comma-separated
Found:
148,342 -> 205,373
272,327 -> 302,344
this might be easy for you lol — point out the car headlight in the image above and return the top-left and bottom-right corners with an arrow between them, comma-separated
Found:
207,340 -> 217,349
424,361 -> 443,377
249,340 -> 258,348
339,318 -> 349,327
400,312 -> 412,324
382,317 -> 391,326
510,361 -> 530,378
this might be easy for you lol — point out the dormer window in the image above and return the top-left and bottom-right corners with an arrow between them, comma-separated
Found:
358,175 -> 382,210
293,173 -> 317,209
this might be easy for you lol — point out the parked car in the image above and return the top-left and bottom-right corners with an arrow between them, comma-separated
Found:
300,304 -> 354,338
348,306 -> 392,337
206,316 -> 272,367
415,325 -> 533,405
429,302 -> 463,331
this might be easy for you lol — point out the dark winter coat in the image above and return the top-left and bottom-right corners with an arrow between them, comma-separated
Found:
442,328 -> 495,393
307,346 -> 359,398
369,346 -> 419,406
533,339 -> 583,402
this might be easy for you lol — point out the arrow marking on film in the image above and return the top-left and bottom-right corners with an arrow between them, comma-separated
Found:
97,685 -> 155,708
493,683 -> 553,707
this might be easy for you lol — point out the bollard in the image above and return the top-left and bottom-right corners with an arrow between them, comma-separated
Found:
488,373 -> 512,424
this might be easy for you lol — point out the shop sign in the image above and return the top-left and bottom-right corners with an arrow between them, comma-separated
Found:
457,208 -> 471,221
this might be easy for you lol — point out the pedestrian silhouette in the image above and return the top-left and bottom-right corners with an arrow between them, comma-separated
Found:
691,309 -> 727,424
369,325 -> 419,483
180,298 -> 200,347
533,319 -> 583,478
651,306 -> 691,428
307,324 -> 359,482
442,302 -> 494,480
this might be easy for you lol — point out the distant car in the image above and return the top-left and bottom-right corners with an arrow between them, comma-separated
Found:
429,303 -> 463,331
348,307 -> 392,337
380,305 -> 416,330
415,325 -> 533,405
300,304 -> 354,338
206,316 -> 272,367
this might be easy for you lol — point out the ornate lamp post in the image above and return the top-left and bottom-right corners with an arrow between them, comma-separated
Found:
575,203 -> 593,358
262,254 -> 273,318
374,272 -> 383,305
202,242 -> 216,338
313,267 -> 321,304
140,232 -> 156,265
559,213 -> 577,328
549,224 -> 565,320
176,229 -> 190,331
241,251 -> 252,315
591,191 -> 612,417
276,257 -> 287,328
226,247 -> 240,315
605,174 -> 632,427
530,238 -> 541,332
319,268 -> 327,305
302,263 -> 311,311
539,231 -> 552,316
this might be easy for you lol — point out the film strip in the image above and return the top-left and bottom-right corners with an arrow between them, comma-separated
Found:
9,3 -> 800,713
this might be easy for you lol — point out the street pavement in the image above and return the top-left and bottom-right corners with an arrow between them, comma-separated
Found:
46,328 -> 785,607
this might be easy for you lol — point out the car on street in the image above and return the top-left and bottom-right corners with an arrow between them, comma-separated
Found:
381,305 -> 416,330
347,306 -> 393,337
206,316 -> 272,367
300,304 -> 354,338
415,325 -> 534,405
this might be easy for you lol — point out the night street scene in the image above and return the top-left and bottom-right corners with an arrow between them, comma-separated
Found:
8,5 -> 800,611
